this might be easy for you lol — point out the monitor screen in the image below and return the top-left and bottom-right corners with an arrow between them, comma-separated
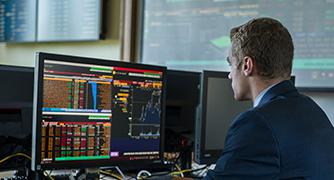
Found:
165,70 -> 200,151
141,0 -> 334,90
195,70 -> 252,164
0,65 -> 34,139
37,0 -> 102,42
31,53 -> 166,171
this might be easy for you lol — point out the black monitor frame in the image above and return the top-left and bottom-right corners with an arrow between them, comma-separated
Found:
0,65 -> 34,170
164,70 -> 200,169
195,70 -> 252,164
165,70 -> 200,149
0,65 -> 34,139
31,52 -> 166,171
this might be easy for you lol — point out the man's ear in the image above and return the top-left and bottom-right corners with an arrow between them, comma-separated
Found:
242,56 -> 254,76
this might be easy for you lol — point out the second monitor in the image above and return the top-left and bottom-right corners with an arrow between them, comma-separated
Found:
165,70 -> 200,151
195,70 -> 252,164
194,71 -> 296,165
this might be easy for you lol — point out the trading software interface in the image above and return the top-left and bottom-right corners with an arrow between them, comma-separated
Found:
40,60 -> 163,164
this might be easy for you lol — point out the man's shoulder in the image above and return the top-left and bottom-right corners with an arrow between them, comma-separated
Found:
256,91 -> 322,115
229,94 -> 310,131
230,109 -> 268,131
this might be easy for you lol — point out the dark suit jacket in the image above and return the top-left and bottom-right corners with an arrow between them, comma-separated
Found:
205,80 -> 334,179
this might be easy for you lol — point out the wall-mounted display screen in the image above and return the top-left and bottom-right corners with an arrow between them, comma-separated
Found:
0,0 -> 37,42
37,0 -> 101,42
0,0 -> 102,42
141,0 -> 334,90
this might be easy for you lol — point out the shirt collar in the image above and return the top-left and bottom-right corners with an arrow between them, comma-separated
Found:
253,82 -> 279,107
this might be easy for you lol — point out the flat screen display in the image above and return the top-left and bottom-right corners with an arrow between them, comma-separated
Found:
195,70 -> 252,164
141,0 -> 334,90
31,52 -> 166,171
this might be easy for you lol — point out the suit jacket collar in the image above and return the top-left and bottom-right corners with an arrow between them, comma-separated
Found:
258,80 -> 297,106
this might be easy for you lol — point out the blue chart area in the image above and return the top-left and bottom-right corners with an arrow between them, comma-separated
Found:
89,81 -> 97,110
129,89 -> 161,139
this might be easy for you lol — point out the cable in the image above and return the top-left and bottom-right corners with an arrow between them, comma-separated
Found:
142,170 -> 170,178
137,165 -> 208,179
43,170 -> 55,180
137,170 -> 152,179
0,153 -> 31,164
170,165 -> 208,177
174,164 -> 184,177
100,170 -> 123,180
170,169 -> 192,176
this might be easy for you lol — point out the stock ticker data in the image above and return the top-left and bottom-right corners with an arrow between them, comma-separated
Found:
142,0 -> 334,88
40,60 -> 163,165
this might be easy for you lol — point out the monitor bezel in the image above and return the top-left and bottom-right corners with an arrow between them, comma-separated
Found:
0,65 -> 34,139
165,69 -> 201,151
195,70 -> 231,164
0,64 -> 34,105
31,52 -> 166,171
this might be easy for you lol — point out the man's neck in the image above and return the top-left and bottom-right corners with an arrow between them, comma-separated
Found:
250,77 -> 287,102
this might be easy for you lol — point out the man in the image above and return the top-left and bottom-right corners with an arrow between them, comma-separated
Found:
205,17 -> 334,179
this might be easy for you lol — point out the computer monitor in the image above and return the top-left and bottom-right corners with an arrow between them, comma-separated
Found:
31,52 -> 166,171
194,70 -> 252,164
0,65 -> 34,139
165,70 -> 200,151
194,71 -> 296,165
